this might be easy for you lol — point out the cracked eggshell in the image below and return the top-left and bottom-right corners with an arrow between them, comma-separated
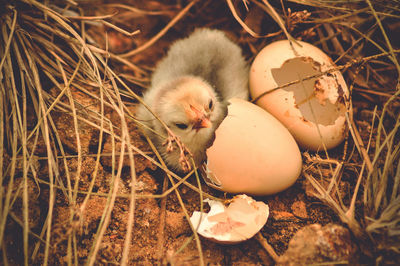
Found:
249,40 -> 351,151
204,98 -> 302,195
190,195 -> 269,244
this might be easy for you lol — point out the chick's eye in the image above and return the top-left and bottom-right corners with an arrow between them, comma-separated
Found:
208,99 -> 214,110
175,123 -> 188,130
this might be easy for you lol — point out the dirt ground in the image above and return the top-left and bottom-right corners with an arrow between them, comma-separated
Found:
2,0 -> 400,265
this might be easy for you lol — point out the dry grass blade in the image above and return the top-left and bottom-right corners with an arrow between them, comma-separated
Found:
110,74 -> 138,266
0,9 -> 17,71
1,1 -> 142,264
104,3 -> 174,16
120,0 -> 200,58
302,2 -> 400,256
1,0 -> 399,264
362,112 -> 400,253
251,49 -> 400,104
226,0 -> 264,38
299,3 -> 399,251
365,0 -> 400,75
87,123 -> 123,266
100,20 -> 140,37
144,134 -> 205,265
2,1 -> 216,264
259,0 -> 295,42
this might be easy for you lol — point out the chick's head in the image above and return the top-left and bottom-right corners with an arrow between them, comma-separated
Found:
156,76 -> 225,157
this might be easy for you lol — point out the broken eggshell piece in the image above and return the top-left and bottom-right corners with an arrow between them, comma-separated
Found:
249,40 -> 351,151
190,195 -> 269,244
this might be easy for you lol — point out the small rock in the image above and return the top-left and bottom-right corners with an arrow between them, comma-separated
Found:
52,110 -> 98,154
291,201 -> 308,219
271,210 -> 295,221
278,223 -> 357,265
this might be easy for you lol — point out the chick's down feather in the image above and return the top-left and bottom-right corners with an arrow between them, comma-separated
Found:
136,28 -> 249,172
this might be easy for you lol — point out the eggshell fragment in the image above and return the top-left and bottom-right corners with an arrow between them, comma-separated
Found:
190,195 -> 269,244
249,40 -> 351,151
204,98 -> 302,195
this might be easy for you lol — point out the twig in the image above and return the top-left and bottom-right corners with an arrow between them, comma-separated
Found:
145,135 -> 205,265
251,49 -> 400,104
0,9 -> 17,72
100,20 -> 140,36
353,87 -> 396,98
256,0 -> 294,42
323,23 -> 344,54
365,0 -> 400,76
34,171 -> 195,199
104,3 -> 174,16
346,113 -> 374,173
226,0 -> 265,38
65,12 -> 118,20
87,124 -> 124,266
348,106 -> 376,220
120,0 -> 200,58
156,175 -> 169,261
255,232 -> 280,263
110,76 -> 138,266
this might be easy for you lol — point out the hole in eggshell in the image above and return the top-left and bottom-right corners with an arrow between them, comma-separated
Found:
200,161 -> 222,188
271,57 -> 346,126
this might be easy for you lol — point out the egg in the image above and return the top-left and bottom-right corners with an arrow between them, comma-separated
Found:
249,40 -> 350,151
204,98 -> 302,195
190,195 -> 269,244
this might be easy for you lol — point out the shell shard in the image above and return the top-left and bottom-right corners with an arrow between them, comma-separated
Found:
190,195 -> 269,244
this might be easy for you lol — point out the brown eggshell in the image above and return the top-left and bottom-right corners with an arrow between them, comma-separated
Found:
249,40 -> 351,151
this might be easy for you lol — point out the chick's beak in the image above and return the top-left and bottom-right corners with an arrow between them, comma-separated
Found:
188,105 -> 211,131
193,116 -> 212,130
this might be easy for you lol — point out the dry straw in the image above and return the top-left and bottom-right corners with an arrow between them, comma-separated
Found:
0,0 -> 399,265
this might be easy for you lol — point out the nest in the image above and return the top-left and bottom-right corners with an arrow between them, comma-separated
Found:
0,0 -> 399,264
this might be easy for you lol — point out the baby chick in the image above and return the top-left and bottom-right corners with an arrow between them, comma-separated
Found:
136,28 -> 249,172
